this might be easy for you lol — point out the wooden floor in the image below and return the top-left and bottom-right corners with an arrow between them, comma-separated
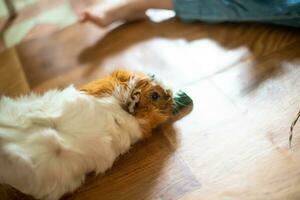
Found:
1,9 -> 300,200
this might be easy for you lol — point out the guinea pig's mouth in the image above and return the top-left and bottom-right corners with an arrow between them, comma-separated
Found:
172,90 -> 193,115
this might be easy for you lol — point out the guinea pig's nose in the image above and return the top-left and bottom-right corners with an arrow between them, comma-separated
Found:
164,95 -> 170,100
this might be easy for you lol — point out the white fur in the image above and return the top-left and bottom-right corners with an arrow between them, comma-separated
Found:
0,85 -> 143,200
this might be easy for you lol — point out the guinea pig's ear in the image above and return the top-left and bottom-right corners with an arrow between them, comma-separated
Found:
147,74 -> 155,81
127,89 -> 141,114
127,77 -> 150,114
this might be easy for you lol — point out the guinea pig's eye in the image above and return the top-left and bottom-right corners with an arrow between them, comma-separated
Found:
151,92 -> 159,101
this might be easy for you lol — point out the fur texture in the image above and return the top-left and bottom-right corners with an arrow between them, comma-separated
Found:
0,70 -> 173,200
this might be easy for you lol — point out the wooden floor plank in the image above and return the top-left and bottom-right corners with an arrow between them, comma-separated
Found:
0,47 -> 29,96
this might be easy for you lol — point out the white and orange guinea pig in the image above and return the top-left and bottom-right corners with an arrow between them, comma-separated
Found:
0,70 -> 191,200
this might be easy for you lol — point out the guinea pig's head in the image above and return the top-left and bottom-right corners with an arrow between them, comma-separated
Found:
113,70 -> 174,137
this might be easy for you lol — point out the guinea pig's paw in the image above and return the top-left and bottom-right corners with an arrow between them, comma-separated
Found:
128,89 -> 141,113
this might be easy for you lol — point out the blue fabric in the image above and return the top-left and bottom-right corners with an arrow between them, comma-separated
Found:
173,0 -> 300,27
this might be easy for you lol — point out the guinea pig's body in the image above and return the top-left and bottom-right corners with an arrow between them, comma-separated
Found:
0,70 -> 174,200
0,85 -> 142,200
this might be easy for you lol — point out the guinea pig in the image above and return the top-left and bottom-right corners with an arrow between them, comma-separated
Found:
81,69 -> 174,137
0,69 -> 175,200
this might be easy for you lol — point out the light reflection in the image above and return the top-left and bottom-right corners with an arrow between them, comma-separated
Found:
146,9 -> 176,23
102,38 -> 251,89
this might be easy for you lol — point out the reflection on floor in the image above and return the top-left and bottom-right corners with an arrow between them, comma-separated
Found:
1,7 -> 300,200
